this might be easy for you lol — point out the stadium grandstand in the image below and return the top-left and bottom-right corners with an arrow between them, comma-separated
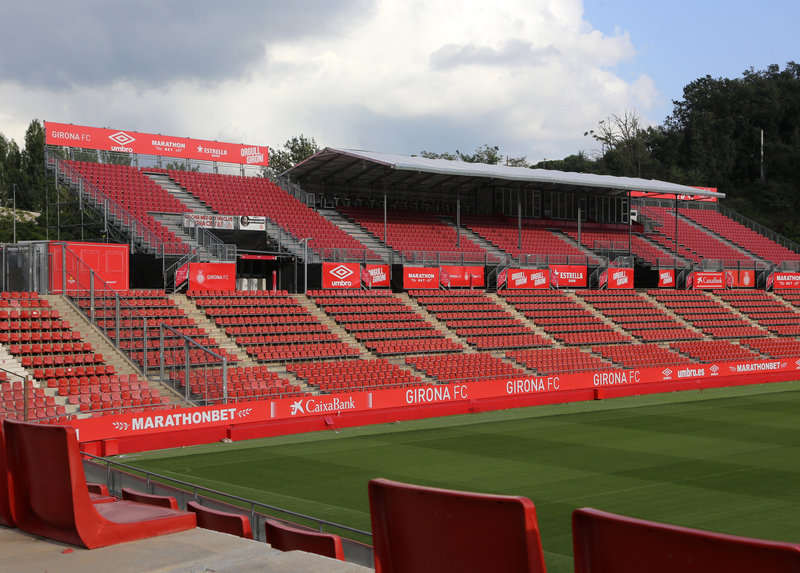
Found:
3,122 -> 800,568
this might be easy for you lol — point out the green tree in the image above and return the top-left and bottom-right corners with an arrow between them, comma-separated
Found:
265,134 -> 320,175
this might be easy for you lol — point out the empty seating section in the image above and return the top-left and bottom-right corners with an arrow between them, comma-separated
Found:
649,290 -> 769,339
680,208 -> 800,263
310,290 -> 463,355
639,206 -> 753,263
562,226 -> 678,266
65,161 -> 190,252
717,290 -> 800,336
0,292 -> 167,418
167,170 -> 374,258
669,339 -> 763,362
775,289 -> 800,309
169,365 -> 303,402
190,290 -> 358,362
405,352 -> 528,383
410,290 -> 551,350
592,343 -> 692,369
78,289 -> 237,369
342,207 -> 493,261
288,358 -> 424,392
739,337 -> 800,358
577,291 -> 701,342
461,215 -> 589,260
499,290 -> 632,345
506,347 -> 610,375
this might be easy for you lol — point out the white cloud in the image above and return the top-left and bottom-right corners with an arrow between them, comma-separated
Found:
2,0 -> 657,162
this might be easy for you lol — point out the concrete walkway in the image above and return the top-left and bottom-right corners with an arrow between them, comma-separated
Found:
0,526 -> 373,573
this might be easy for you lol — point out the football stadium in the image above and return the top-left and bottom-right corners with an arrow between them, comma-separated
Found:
2,121 -> 800,571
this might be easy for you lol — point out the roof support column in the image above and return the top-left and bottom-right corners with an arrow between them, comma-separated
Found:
674,196 -> 678,256
517,187 -> 522,251
456,185 -> 461,248
383,176 -> 388,246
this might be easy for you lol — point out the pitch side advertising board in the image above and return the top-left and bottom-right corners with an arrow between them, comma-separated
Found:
549,264 -> 587,288
725,269 -> 756,289
504,268 -> 550,290
187,262 -> 236,291
48,242 -> 129,294
658,269 -> 676,288
71,356 -> 800,443
364,264 -> 391,288
602,267 -> 634,290
45,121 -> 269,166
322,262 -> 361,289
438,265 -> 485,288
688,271 -> 725,290
768,272 -> 800,289
403,267 -> 440,289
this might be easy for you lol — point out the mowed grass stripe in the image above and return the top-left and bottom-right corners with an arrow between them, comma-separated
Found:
123,381 -> 800,573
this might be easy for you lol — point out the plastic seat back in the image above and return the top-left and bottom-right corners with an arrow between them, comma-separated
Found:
187,501 -> 252,539
572,507 -> 800,573
265,518 -> 344,561
368,478 -> 547,573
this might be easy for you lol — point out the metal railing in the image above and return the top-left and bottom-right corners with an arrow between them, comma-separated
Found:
57,243 -> 228,407
718,204 -> 800,254
82,454 -> 374,566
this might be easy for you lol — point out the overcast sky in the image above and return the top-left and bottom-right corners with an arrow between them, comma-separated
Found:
1,0 -> 796,163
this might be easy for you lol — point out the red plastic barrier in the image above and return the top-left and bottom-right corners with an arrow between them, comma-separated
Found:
572,507 -> 800,573
3,420 -> 195,549
187,500 -> 253,539
87,483 -> 116,504
265,518 -> 344,561
368,478 -> 547,573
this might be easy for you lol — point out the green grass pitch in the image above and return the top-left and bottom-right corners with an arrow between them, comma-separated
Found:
123,381 -> 800,572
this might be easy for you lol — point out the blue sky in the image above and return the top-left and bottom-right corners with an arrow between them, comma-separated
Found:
584,0 -> 799,125
0,0 -> 796,164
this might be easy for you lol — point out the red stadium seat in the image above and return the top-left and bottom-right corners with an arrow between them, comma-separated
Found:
121,487 -> 179,509
368,478 -> 547,573
264,518 -> 344,561
0,422 -> 15,526
572,507 -> 800,573
187,501 -> 253,539
3,420 -> 195,548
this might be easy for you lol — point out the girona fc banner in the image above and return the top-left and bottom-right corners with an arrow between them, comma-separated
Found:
725,269 -> 756,289
403,267 -> 440,289
45,121 -> 268,166
505,268 -> 549,290
322,262 -> 361,289
439,265 -> 485,288
549,265 -> 587,288
606,267 -> 634,289
188,263 -> 236,291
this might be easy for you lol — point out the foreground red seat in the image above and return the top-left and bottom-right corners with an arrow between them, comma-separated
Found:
265,518 -> 344,560
368,478 -> 547,573
0,422 -> 14,526
3,420 -> 195,548
187,500 -> 253,539
121,487 -> 178,509
572,507 -> 800,573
